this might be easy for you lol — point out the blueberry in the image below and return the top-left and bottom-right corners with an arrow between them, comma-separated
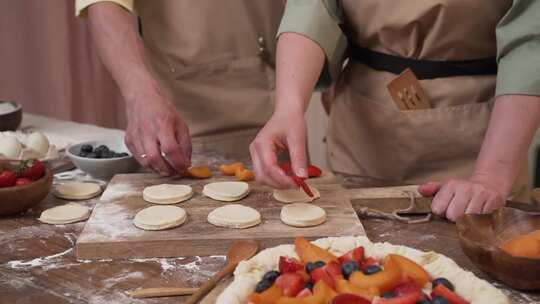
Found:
86,152 -> 98,159
416,299 -> 432,304
262,271 -> 280,283
102,151 -> 115,159
363,265 -> 382,275
81,144 -> 93,153
341,261 -> 359,279
96,145 -> 110,152
432,278 -> 454,291
118,152 -> 129,157
305,262 -> 317,273
382,291 -> 396,298
431,295 -> 449,304
78,152 -> 88,157
255,279 -> 273,293
304,282 -> 314,291
314,261 -> 326,268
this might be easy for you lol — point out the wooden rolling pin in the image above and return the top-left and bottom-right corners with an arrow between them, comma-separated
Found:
128,287 -> 198,298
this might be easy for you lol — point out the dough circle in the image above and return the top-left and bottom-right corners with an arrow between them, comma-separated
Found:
39,204 -> 90,224
142,184 -> 193,204
133,205 -> 187,231
280,203 -> 326,227
273,185 -> 320,203
203,181 -> 250,202
53,182 -> 102,200
207,204 -> 261,229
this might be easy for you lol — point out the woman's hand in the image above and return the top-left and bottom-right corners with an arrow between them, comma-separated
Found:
250,110 -> 308,189
125,91 -> 191,176
418,175 -> 507,222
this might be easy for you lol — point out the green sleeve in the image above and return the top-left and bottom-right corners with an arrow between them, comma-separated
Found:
496,0 -> 540,96
277,0 -> 348,90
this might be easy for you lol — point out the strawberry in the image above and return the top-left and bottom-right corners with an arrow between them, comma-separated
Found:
373,291 -> 423,304
310,261 -> 342,289
360,257 -> 379,271
296,288 -> 313,298
0,170 -> 17,188
431,284 -> 470,304
331,293 -> 371,304
15,178 -> 33,186
280,162 -> 292,173
275,272 -> 305,297
339,246 -> 365,264
279,256 -> 303,274
393,281 -> 421,296
307,165 -> 322,178
17,159 -> 45,180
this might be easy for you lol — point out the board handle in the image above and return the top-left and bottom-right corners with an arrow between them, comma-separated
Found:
345,185 -> 420,200
128,287 -> 198,298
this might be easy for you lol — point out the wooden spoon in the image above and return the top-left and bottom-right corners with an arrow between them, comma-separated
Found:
185,240 -> 259,304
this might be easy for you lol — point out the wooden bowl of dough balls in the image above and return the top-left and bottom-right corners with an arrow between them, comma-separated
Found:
456,207 -> 540,290
0,130 -> 52,161
0,101 -> 22,131
0,164 -> 53,216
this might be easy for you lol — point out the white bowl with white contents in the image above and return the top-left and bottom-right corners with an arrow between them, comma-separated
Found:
67,139 -> 140,179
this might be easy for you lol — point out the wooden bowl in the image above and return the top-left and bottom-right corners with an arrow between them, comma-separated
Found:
0,101 -> 22,131
456,207 -> 540,290
0,169 -> 53,216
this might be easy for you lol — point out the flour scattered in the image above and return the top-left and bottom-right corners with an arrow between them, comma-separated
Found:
6,248 -> 73,269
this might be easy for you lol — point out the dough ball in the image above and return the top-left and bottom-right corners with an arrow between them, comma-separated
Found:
133,205 -> 187,231
207,204 -> 261,229
280,203 -> 326,227
25,131 -> 50,156
203,181 -> 250,202
0,136 -> 22,158
39,204 -> 91,224
53,182 -> 102,200
143,184 -> 193,204
273,185 -> 320,203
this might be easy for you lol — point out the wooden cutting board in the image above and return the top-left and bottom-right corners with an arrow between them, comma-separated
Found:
75,173 -> 365,260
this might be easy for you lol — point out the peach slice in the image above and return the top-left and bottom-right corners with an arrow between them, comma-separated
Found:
295,237 -> 337,264
350,256 -> 403,293
219,162 -> 244,176
388,254 -> 431,288
186,166 -> 213,179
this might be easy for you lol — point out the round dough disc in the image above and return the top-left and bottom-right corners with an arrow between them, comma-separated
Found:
39,204 -> 91,224
203,182 -> 250,202
53,182 -> 102,200
143,184 -> 193,204
133,205 -> 187,231
273,185 -> 320,203
207,204 -> 261,229
280,203 -> 326,227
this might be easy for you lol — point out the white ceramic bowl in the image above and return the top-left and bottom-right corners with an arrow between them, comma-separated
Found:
67,139 -> 139,178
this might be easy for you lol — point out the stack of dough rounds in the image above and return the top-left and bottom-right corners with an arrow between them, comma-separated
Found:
203,181 -> 250,202
207,204 -> 261,229
280,203 -> 326,227
39,204 -> 91,224
142,184 -> 193,204
133,205 -> 187,231
53,182 -> 102,200
273,185 -> 320,203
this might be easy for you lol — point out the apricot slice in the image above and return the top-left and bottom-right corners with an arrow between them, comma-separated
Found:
236,168 -> 255,181
388,254 -> 431,288
276,281 -> 336,304
500,234 -> 540,258
248,285 -> 282,304
186,166 -> 213,179
527,229 -> 540,241
219,162 -> 244,176
335,278 -> 379,300
295,237 -> 337,264
350,256 -> 403,293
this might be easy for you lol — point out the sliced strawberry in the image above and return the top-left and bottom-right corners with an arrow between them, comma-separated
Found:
431,284 -> 470,304
393,281 -> 421,296
279,256 -> 303,274
296,288 -> 313,298
331,293 -> 371,304
0,170 -> 17,188
310,261 -> 343,289
325,261 -> 343,277
15,177 -> 33,186
373,291 -> 423,304
360,257 -> 379,271
339,246 -> 365,264
307,165 -> 322,178
17,159 -> 45,180
280,162 -> 292,173
275,272 -> 305,297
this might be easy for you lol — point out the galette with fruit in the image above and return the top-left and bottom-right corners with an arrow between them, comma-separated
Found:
217,236 -> 508,304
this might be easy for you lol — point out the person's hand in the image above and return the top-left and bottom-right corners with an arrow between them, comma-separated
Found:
250,110 -> 308,189
418,176 -> 507,222
124,91 -> 191,176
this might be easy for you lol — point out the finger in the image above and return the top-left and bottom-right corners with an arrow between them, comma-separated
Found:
142,135 -> 174,176
431,183 -> 455,216
250,142 -> 287,188
482,195 -> 504,214
418,181 -> 442,197
125,131 -> 148,167
446,187 -> 471,221
159,127 -> 189,174
255,139 -> 295,188
287,131 -> 308,178
175,123 -> 192,168
465,191 -> 487,214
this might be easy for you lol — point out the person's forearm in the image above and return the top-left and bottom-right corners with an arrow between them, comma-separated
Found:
87,3 -> 159,104
275,33 -> 325,115
472,95 -> 540,195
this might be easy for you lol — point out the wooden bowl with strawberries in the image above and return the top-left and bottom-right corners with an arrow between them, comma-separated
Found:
0,159 -> 52,216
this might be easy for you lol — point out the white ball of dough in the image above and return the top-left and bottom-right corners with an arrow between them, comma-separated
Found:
0,136 -> 22,158
26,132 -> 49,155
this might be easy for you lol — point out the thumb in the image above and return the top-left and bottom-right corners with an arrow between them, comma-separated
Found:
287,134 -> 308,179
418,181 -> 443,197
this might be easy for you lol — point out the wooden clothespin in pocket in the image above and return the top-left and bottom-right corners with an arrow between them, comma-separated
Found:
387,68 -> 431,110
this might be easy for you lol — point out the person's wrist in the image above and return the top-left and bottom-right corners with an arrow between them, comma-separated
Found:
470,170 -> 513,198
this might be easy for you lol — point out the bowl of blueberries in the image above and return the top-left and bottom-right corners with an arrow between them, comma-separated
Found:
67,139 -> 139,178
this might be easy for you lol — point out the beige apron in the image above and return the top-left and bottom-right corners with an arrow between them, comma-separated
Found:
134,1 -> 284,158
328,0 -> 529,200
